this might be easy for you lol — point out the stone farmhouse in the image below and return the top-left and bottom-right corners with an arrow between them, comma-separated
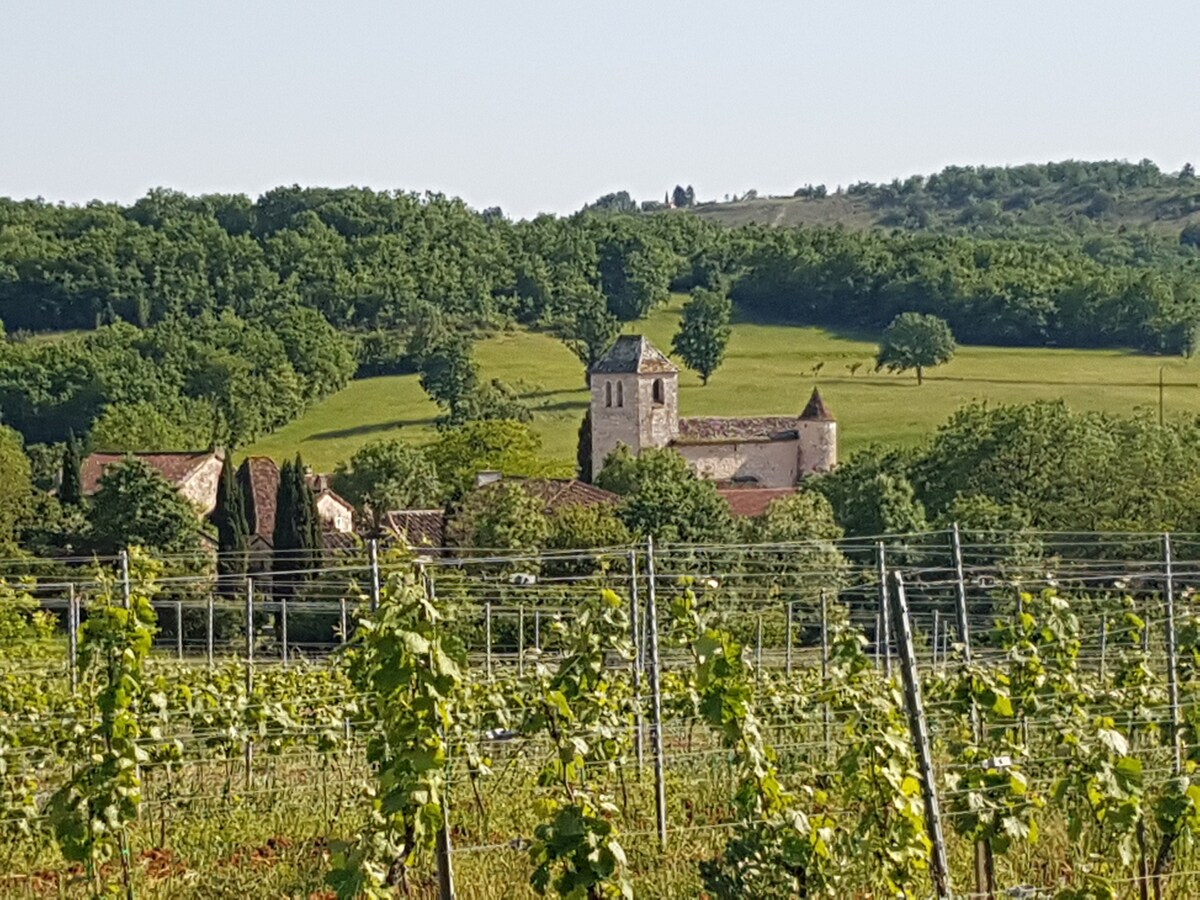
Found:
80,450 -> 357,553
81,449 -> 227,516
238,456 -> 357,555
588,335 -> 837,494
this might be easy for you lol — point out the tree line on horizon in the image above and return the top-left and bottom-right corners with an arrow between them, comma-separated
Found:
1,164 -> 1200,463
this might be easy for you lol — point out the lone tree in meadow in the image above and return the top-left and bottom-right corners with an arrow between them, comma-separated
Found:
672,287 -> 732,385
875,312 -> 956,385
419,335 -> 479,424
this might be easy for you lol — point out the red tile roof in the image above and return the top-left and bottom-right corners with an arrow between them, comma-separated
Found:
240,456 -> 281,539
718,486 -> 798,517
513,478 -> 621,511
675,416 -> 800,445
382,509 -> 447,551
81,451 -> 218,495
321,531 -> 361,552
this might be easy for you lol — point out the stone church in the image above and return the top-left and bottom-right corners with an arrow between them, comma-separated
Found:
588,335 -> 837,487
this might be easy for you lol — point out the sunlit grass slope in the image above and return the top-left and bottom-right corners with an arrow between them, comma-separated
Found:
247,297 -> 1200,471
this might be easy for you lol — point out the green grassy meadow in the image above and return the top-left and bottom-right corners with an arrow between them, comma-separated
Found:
246,296 -> 1200,471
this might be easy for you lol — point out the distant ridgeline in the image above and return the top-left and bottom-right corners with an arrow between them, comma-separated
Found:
0,162 -> 1198,448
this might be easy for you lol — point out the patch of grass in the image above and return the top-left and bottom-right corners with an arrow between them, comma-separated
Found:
246,296 -> 1200,471
15,329 -> 86,345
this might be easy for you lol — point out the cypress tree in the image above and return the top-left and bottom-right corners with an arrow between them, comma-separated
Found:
59,432 -> 82,507
576,409 -> 593,483
213,453 -> 249,594
273,458 -> 299,596
295,454 -> 322,579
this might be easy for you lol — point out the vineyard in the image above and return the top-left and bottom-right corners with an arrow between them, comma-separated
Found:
4,532 -> 1200,898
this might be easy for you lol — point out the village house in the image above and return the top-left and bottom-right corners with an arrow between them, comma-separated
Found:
237,456 -> 357,562
81,449 -> 227,516
471,472 -> 620,511
382,474 -> 621,556
588,336 -> 837,508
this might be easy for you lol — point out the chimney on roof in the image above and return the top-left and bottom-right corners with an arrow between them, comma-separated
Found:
475,471 -> 503,488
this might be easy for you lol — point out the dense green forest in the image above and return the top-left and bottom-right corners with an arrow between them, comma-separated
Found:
2,160 -> 1200,456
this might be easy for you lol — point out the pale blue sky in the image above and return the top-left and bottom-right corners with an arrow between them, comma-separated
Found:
2,1 -> 1196,218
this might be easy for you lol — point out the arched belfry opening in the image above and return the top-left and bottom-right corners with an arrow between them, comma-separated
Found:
587,335 -> 681,482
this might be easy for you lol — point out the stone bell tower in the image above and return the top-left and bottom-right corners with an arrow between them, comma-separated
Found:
588,336 -> 679,481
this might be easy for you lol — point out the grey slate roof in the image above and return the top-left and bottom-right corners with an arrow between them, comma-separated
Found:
674,416 -> 800,445
590,335 -> 678,375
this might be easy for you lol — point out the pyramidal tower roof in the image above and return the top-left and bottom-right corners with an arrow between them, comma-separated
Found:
590,335 -> 678,375
799,387 -> 835,421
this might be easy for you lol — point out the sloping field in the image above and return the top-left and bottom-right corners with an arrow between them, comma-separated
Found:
247,298 -> 1200,471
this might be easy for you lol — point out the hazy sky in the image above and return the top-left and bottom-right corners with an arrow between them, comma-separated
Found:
2,1 -> 1196,219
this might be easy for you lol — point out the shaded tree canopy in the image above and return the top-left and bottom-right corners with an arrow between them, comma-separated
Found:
596,445 -> 733,542
58,434 -> 82,508
333,438 -> 442,532
0,169 -> 1199,473
426,419 -> 567,501
448,481 -> 549,552
212,453 -> 249,589
815,400 -> 1200,541
88,457 -> 203,556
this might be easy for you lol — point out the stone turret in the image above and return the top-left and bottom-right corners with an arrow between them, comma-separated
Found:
588,336 -> 679,480
797,388 -> 837,475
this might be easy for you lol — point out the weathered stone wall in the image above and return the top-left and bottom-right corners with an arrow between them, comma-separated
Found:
636,371 -> 678,449
591,373 -> 641,479
590,371 -> 679,479
180,455 -> 224,516
797,420 -> 837,475
317,494 -> 355,533
676,439 -> 799,488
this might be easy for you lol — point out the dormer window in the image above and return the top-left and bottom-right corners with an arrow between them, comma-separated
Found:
652,378 -> 665,406
616,381 -> 624,408
605,382 -> 613,408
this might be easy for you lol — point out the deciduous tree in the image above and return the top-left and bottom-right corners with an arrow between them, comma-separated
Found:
428,419 -> 565,501
672,287 -> 732,385
448,481 -> 550,552
875,312 -> 956,384
556,286 -> 620,376
333,439 -> 442,533
88,458 -> 202,556
596,446 -> 733,542
419,336 -> 479,423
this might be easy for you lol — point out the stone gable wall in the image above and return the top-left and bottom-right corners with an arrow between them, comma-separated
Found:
179,455 -> 224,517
676,440 -> 799,488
